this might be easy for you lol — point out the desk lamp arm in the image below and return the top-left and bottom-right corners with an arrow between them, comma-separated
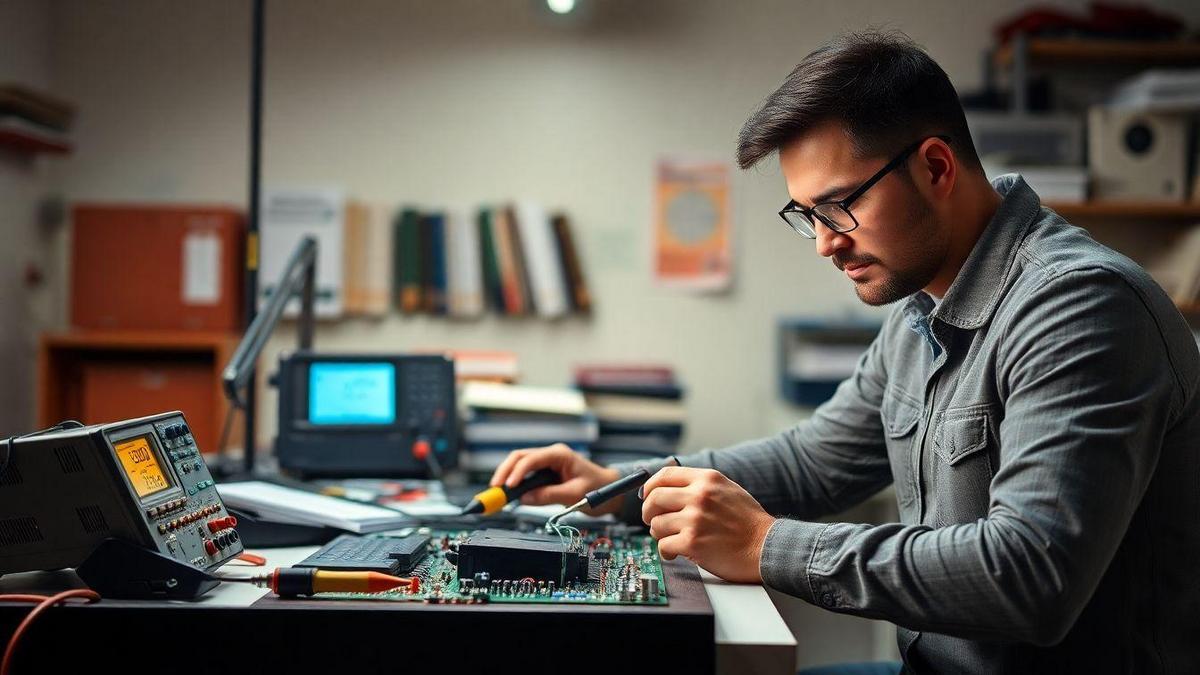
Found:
221,235 -> 317,409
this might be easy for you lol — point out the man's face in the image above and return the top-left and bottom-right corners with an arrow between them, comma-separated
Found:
778,123 -> 949,306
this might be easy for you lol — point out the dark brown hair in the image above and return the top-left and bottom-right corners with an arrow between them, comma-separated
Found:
736,30 -> 981,171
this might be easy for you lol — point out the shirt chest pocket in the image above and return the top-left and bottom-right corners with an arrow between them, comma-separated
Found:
930,410 -> 994,525
880,392 -> 921,516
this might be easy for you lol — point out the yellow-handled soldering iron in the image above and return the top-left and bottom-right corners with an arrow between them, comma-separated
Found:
460,468 -> 559,516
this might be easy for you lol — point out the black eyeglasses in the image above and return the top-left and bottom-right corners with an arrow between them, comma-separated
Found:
778,135 -> 950,239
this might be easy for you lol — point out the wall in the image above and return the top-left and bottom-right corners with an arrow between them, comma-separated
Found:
33,0 -> 1200,667
0,0 -> 55,437
48,0 -> 1200,452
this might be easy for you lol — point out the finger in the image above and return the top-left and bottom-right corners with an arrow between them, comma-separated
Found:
641,486 -> 692,525
505,445 -> 567,487
641,466 -> 707,499
647,511 -> 687,541
521,478 -> 587,506
490,449 -> 527,487
656,532 -> 694,562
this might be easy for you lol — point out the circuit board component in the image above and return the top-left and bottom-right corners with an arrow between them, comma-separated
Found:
456,529 -> 587,584
312,527 -> 669,606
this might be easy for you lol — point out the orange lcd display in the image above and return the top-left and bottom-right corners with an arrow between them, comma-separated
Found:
114,436 -> 171,498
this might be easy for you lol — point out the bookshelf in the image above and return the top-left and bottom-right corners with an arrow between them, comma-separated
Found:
995,34 -> 1200,114
1046,201 -> 1200,221
995,38 -> 1200,68
0,128 -> 72,155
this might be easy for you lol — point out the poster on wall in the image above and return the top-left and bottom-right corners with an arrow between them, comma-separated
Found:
652,158 -> 733,292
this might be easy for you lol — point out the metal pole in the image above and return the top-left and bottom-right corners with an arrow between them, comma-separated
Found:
244,0 -> 265,475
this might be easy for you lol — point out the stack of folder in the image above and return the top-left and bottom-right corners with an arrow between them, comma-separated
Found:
573,365 -> 686,465
394,202 -> 591,319
459,381 -> 598,477
0,84 -> 75,154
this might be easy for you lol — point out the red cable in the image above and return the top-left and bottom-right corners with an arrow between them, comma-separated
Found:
0,590 -> 100,675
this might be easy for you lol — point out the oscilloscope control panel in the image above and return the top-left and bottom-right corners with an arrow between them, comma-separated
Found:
119,414 -> 244,569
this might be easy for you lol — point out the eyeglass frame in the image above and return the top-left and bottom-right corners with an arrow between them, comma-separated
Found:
777,134 -> 951,239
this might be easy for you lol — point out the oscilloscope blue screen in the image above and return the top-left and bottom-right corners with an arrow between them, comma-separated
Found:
308,362 -> 396,425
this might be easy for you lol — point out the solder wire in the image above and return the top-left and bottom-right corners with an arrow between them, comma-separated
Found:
544,519 -> 581,586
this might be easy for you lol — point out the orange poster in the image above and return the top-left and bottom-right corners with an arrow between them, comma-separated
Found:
653,158 -> 732,291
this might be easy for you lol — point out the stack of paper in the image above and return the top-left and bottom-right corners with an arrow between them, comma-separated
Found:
459,382 -> 594,474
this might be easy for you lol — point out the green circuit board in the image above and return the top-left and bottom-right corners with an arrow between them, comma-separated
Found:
317,527 -> 669,606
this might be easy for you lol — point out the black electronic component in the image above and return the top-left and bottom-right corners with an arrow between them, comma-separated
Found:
456,529 -> 587,584
295,533 -> 431,575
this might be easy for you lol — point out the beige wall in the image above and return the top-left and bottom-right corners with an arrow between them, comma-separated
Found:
49,0 -> 1200,451
13,0 -> 1200,667
0,0 -> 54,437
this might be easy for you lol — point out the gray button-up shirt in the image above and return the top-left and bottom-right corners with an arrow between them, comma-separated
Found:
618,175 -> 1200,673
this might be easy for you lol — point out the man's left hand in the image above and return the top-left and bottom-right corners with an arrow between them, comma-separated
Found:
641,466 -> 776,583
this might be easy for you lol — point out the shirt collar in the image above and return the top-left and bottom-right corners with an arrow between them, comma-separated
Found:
900,173 -> 1042,330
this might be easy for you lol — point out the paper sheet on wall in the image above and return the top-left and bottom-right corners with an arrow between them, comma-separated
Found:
182,230 -> 221,305
258,187 -> 345,318
653,158 -> 733,291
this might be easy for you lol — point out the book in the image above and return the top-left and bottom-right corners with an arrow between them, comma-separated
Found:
477,208 -> 505,312
458,446 -> 590,474
584,393 -> 686,424
574,365 -> 676,387
441,349 -> 518,382
575,382 -> 685,400
216,481 -> 410,533
591,434 -> 680,454
395,208 -> 423,313
342,201 -> 369,314
492,207 -> 526,315
463,410 -> 598,444
513,201 -> 569,318
445,208 -> 484,317
423,212 -> 447,315
551,214 -> 591,314
505,204 -> 537,315
597,420 -> 684,439
391,209 -> 405,311
462,381 -> 587,416
362,203 -> 394,316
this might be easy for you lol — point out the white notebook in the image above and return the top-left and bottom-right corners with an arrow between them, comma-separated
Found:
461,381 -> 587,416
216,481 -> 409,534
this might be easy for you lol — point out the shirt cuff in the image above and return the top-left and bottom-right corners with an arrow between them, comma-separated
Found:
759,517 -> 834,607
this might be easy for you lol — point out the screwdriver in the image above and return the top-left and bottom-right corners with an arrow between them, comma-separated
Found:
548,456 -> 679,526
460,468 -> 560,516
238,567 -> 421,597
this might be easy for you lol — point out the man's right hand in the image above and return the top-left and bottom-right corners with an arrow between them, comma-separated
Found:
489,443 -> 623,515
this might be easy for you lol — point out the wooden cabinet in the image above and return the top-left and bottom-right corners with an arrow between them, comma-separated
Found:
38,331 -> 239,453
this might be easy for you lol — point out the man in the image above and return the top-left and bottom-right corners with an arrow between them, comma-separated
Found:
491,31 -> 1200,673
